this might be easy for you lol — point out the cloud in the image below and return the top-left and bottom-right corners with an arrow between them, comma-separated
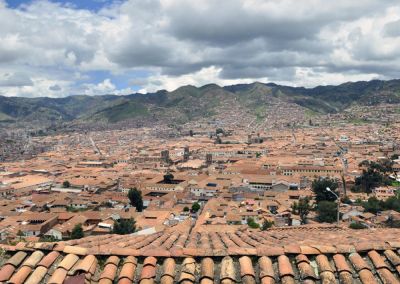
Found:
0,72 -> 33,87
49,84 -> 62,91
0,0 -> 400,97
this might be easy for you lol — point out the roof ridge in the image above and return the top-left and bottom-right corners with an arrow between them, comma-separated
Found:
1,240 -> 399,257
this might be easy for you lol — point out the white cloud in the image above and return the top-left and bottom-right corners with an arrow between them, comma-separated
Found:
0,0 -> 400,97
138,66 -> 266,92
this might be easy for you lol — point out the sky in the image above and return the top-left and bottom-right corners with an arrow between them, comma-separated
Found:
1,0 -> 400,97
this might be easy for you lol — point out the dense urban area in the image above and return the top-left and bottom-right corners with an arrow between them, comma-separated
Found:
1,102 -> 400,244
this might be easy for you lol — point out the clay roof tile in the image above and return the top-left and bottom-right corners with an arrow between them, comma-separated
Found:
48,267 -> 68,284
220,256 -> 236,281
74,254 -> 97,273
200,257 -> 214,281
58,254 -> 79,271
63,245 -> 88,256
278,255 -> 294,277
179,257 -> 196,282
259,256 -> 275,280
295,254 -> 310,264
367,250 -> 388,270
24,266 -> 48,284
349,253 -> 371,272
315,254 -> 333,272
99,263 -> 118,282
0,264 -> 15,282
160,275 -> 174,284
105,255 -> 120,267
124,256 -> 138,265
37,251 -> 60,269
118,260 -> 136,281
300,246 -> 320,255
8,265 -> 32,284
140,265 -> 156,280
162,258 -> 176,278
376,266 -> 398,284
22,251 -> 44,269
6,251 -> 28,267
296,256 -> 317,280
384,250 -> 400,266
239,256 -> 255,278
143,256 -> 157,267
358,269 -> 378,284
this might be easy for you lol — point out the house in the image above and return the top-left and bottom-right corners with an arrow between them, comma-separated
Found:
46,215 -> 90,240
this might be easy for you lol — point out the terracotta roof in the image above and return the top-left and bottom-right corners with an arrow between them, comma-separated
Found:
0,227 -> 399,283
0,244 -> 400,283
27,227 -> 397,257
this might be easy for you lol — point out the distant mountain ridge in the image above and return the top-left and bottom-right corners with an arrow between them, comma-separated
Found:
1,79 -> 400,126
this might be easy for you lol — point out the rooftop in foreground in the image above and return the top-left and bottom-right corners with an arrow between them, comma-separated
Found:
0,227 -> 399,283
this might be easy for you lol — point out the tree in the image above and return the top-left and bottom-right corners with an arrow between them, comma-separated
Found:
261,220 -> 274,230
183,206 -> 190,212
349,222 -> 367,229
62,181 -> 70,188
17,230 -> 24,241
386,215 -> 400,228
189,130 -> 194,137
247,217 -> 260,229
191,202 -> 201,213
316,201 -> 337,223
113,218 -> 136,235
312,178 -> 338,203
354,169 -> 390,193
341,196 -> 352,205
361,196 -> 400,214
71,224 -> 84,239
291,197 -> 311,224
128,188 -> 143,212
216,128 -> 224,135
163,173 -> 174,184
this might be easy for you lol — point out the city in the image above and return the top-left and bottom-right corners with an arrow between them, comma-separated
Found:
1,0 -> 400,283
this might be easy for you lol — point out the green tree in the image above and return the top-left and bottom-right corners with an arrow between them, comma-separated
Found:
128,188 -> 143,212
163,173 -> 174,184
354,169 -> 386,193
341,196 -> 352,205
191,202 -> 201,213
292,197 -> 311,224
247,217 -> 260,229
261,220 -> 274,230
113,218 -> 136,235
71,224 -> 84,239
62,181 -> 70,188
312,177 -> 338,203
17,230 -> 24,241
183,206 -> 190,212
316,201 -> 337,223
349,222 -> 367,229
362,197 -> 382,214
216,128 -> 224,135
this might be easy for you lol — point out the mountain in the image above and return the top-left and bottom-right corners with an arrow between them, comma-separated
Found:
1,79 -> 400,127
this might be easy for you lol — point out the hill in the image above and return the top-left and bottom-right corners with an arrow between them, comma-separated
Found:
1,79 -> 400,127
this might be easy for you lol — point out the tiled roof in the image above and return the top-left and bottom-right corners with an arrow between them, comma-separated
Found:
0,246 -> 400,283
0,227 -> 399,283
48,227 -> 400,257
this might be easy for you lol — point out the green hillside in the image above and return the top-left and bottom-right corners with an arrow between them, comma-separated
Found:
1,79 -> 400,126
